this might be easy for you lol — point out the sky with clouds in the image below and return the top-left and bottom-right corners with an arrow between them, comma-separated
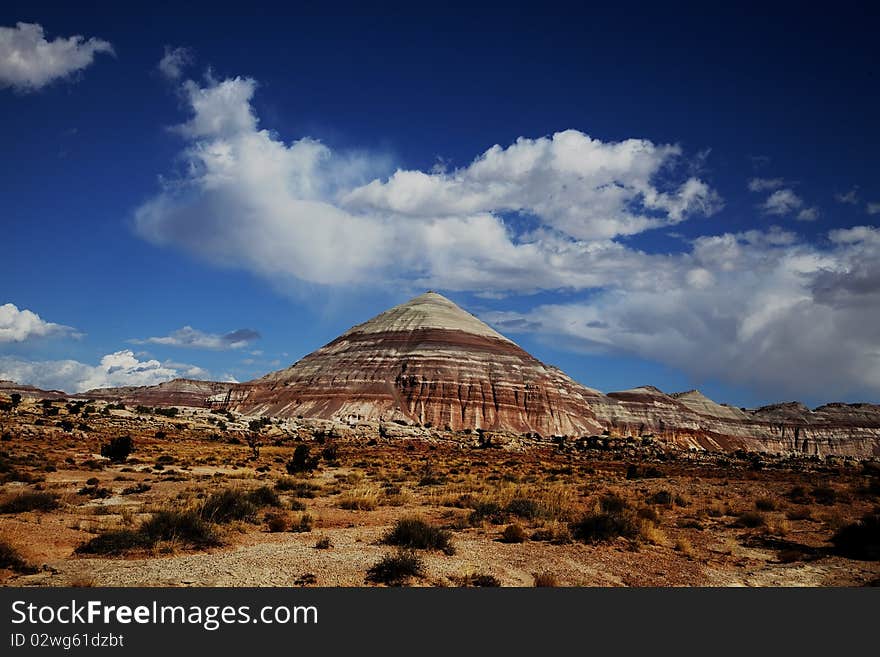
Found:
1,3 -> 878,404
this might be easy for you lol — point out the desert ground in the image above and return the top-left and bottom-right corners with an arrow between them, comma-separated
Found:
1,397 -> 878,587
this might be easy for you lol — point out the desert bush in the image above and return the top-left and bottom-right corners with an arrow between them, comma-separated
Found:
290,498 -> 307,511
314,536 -> 332,549
468,501 -> 506,525
648,491 -> 673,506
286,445 -> 319,474
77,510 -> 219,554
755,497 -> 777,511
200,489 -> 258,523
831,513 -> 880,560
530,522 -> 572,544
626,464 -> 663,479
292,513 -> 313,533
811,486 -> 837,505
365,550 -> 425,586
86,477 -> 99,486
501,523 -> 527,543
247,486 -> 281,507
785,507 -> 812,521
0,539 -> 36,573
0,491 -> 60,514
139,510 -> 220,547
121,483 -> 151,495
788,485 -> 810,503
637,506 -> 660,522
675,538 -> 695,558
599,494 -> 628,514
275,478 -> 320,497
533,571 -> 558,587
571,509 -> 639,543
78,485 -> 111,499
76,530 -> 151,555
383,517 -> 454,554
734,511 -> 766,528
452,573 -> 501,587
505,497 -> 540,520
265,512 -> 290,532
100,436 -> 133,463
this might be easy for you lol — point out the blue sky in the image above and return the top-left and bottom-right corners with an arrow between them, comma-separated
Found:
1,2 -> 878,407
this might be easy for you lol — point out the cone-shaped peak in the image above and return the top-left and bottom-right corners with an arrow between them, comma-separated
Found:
344,291 -> 513,343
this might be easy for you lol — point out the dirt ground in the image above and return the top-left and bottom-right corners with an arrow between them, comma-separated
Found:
1,399 -> 878,587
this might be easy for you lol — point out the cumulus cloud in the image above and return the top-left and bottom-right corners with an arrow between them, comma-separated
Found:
0,303 -> 79,342
748,177 -> 785,192
158,45 -> 192,80
867,202 -> 880,215
131,326 -> 260,350
797,207 -> 819,222
0,350 -> 207,393
0,22 -> 113,92
761,189 -> 803,215
484,226 -> 880,400
134,73 -> 721,290
759,189 -> 818,221
130,67 -> 880,400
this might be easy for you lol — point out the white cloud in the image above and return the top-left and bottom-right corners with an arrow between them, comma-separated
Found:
748,177 -> 785,192
158,45 -> 192,80
0,350 -> 207,393
134,73 -> 721,290
758,188 -> 818,221
483,226 -> 880,400
130,326 -> 260,350
797,207 -> 819,222
344,130 -> 722,240
867,202 -> 880,215
835,188 -> 859,205
0,303 -> 79,342
761,189 -> 803,215
0,22 -> 113,92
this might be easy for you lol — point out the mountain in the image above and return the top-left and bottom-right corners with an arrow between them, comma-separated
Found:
226,292 -> 607,436
5,293 -> 879,457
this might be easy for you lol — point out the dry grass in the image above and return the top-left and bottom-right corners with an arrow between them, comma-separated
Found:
337,487 -> 380,511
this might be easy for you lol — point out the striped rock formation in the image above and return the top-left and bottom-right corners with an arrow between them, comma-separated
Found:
227,292 -> 607,436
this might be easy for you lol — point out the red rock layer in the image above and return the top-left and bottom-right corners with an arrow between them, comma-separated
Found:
234,324 -> 606,436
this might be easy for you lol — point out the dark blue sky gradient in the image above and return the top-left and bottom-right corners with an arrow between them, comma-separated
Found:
1,2 -> 877,406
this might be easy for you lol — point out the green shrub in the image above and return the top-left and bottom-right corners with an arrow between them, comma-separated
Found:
383,517 -> 454,554
366,550 -> 425,586
0,491 -> 60,514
